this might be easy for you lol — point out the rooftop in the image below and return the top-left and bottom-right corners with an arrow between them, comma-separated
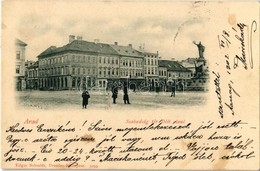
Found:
110,44 -> 144,57
27,61 -> 39,69
159,60 -> 191,72
38,40 -> 145,58
15,39 -> 27,46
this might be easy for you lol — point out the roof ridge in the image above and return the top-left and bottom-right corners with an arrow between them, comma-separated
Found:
15,39 -> 27,46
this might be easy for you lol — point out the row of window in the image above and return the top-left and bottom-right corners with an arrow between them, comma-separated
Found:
99,56 -> 119,65
39,55 -> 97,66
39,67 -> 98,76
72,67 -> 96,75
38,68 -> 193,79
168,72 -> 193,78
98,68 -> 119,77
145,58 -> 158,66
144,67 -> 158,75
39,66 -> 146,77
39,67 -> 69,76
98,80 -> 107,88
144,54 -> 158,58
97,68 -> 143,77
28,70 -> 38,78
39,55 -> 157,67
120,69 -> 143,77
159,70 -> 167,76
121,59 -> 143,67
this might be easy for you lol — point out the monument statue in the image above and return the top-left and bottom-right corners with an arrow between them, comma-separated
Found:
193,41 -> 205,58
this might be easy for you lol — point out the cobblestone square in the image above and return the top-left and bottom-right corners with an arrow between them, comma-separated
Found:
16,90 -> 207,110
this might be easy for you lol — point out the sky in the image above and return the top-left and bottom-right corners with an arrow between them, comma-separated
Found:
11,1 -> 212,61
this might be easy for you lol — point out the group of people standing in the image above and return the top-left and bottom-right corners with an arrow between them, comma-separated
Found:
81,82 -> 130,109
81,82 -> 177,109
111,82 -> 130,104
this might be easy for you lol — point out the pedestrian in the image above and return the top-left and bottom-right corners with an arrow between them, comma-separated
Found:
133,84 -> 136,93
171,83 -> 175,97
111,84 -> 118,104
155,83 -> 160,94
82,90 -> 90,109
123,83 -> 130,104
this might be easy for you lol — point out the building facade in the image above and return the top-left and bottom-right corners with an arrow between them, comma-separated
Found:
25,60 -> 36,89
142,51 -> 159,89
37,36 -> 148,90
158,60 -> 193,91
110,43 -> 144,89
27,61 -> 39,89
179,57 -> 197,74
96,43 -> 120,89
37,35 -> 206,91
38,39 -> 101,90
15,39 -> 27,91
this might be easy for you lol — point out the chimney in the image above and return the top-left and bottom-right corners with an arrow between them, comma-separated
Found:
77,36 -> 83,40
49,46 -> 56,50
114,42 -> 118,45
94,39 -> 100,44
69,35 -> 75,43
128,44 -> 132,47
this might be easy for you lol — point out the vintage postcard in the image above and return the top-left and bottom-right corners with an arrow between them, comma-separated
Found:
1,0 -> 259,170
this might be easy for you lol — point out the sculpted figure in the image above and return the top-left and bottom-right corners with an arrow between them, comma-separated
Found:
193,41 -> 205,58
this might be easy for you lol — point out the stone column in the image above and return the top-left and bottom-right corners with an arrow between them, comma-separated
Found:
63,77 -> 66,88
68,76 -> 72,90
59,77 -> 61,89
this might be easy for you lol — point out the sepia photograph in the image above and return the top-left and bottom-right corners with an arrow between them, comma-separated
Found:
2,1 -> 259,170
14,1 -> 210,110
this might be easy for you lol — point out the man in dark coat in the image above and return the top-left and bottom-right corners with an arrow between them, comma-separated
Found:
82,90 -> 90,109
123,83 -> 130,104
111,85 -> 118,104
171,84 -> 176,97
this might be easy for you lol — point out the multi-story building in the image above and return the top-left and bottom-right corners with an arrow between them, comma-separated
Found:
15,39 -> 27,91
38,36 -> 101,90
158,59 -> 192,91
139,50 -> 159,87
25,60 -> 35,68
37,35 -> 204,92
27,61 -> 39,89
110,43 -> 144,89
95,42 -> 120,89
25,60 -> 36,89
37,36 -> 146,90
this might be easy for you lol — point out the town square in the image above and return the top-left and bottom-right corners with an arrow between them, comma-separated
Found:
17,90 -> 207,110
14,2 -> 210,110
15,36 -> 209,110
